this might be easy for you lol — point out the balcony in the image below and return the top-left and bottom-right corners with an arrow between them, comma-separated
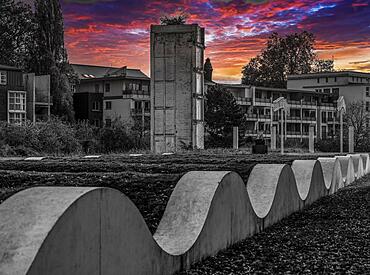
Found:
245,114 -> 258,120
302,116 -> 316,122
255,98 -> 271,104
287,100 -> 301,105
235,97 -> 252,105
259,114 -> 271,119
123,90 -> 150,98
132,108 -> 150,116
287,116 -> 302,121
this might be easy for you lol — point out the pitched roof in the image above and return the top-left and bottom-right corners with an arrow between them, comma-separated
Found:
71,64 -> 149,80
0,64 -> 21,71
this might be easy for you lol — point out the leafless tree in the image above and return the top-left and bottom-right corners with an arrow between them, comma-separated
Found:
344,101 -> 370,150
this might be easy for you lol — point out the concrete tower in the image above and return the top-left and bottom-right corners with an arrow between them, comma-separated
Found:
150,24 -> 205,153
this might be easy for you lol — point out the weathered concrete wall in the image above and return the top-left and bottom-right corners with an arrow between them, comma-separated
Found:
0,154 -> 368,275
150,24 -> 205,153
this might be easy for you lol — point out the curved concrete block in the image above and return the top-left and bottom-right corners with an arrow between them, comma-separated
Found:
336,156 -> 355,185
154,171 -> 258,267
0,154 -> 367,275
317,158 -> 343,194
291,160 -> 327,206
361,153 -> 370,174
347,154 -> 364,179
247,164 -> 301,228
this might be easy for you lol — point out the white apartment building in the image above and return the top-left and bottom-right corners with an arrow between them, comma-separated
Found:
288,71 -> 370,126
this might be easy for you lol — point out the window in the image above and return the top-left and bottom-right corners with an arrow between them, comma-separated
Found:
9,112 -> 26,124
325,77 -> 328,83
0,71 -> 6,85
323,88 -> 330,93
92,101 -> 100,111
334,77 -> 337,82
366,102 -> 370,112
317,78 -> 320,83
105,101 -> 112,110
366,87 -> 370,97
134,101 -> 142,111
8,91 -> 26,111
127,82 -> 133,90
142,84 -> 149,92
105,119 -> 111,127
95,84 -> 100,93
332,88 -> 339,94
133,83 -> 140,91
92,120 -> 100,127
144,101 -> 150,111
105,83 -> 110,93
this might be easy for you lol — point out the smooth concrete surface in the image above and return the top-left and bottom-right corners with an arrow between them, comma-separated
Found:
317,158 -> 343,194
291,160 -> 326,206
336,156 -> 355,185
0,154 -> 368,275
347,154 -> 364,179
361,154 -> 370,174
348,126 -> 354,153
233,127 -> 239,149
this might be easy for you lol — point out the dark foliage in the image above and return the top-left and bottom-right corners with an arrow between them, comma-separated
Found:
205,85 -> 247,148
160,12 -> 188,25
28,0 -> 76,121
0,0 -> 35,69
241,32 -> 333,88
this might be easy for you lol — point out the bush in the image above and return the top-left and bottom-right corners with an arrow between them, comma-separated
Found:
315,138 -> 348,153
0,117 -> 150,156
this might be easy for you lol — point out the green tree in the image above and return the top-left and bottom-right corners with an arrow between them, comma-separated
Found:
0,0 -> 35,69
241,32 -> 331,88
205,85 -> 246,147
29,0 -> 75,121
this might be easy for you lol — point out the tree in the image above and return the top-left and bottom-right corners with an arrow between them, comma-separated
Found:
160,11 -> 188,25
344,101 -> 370,151
204,58 -> 213,82
0,0 -> 35,69
241,32 -> 332,88
311,59 -> 335,73
205,85 -> 246,147
28,0 -> 75,121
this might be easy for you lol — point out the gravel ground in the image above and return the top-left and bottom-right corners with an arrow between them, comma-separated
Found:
178,175 -> 370,275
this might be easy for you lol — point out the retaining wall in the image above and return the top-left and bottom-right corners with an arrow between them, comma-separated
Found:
0,154 -> 368,275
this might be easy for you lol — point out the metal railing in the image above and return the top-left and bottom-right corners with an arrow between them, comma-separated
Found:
123,90 -> 150,96
255,98 -> 271,103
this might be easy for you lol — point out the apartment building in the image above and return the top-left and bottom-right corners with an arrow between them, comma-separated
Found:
0,64 -> 51,124
288,71 -> 370,118
72,64 -> 150,128
207,83 -> 339,140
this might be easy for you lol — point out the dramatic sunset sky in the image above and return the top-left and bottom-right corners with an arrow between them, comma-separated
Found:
51,0 -> 370,82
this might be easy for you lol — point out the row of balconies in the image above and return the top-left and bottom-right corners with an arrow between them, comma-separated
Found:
254,97 -> 336,108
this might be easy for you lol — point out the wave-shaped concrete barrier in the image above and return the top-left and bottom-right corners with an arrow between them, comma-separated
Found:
0,154 -> 368,275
